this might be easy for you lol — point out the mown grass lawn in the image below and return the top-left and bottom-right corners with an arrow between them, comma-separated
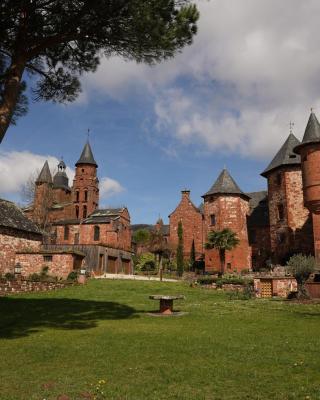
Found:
0,279 -> 320,400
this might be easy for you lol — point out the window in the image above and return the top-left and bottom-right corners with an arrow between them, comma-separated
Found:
75,206 -> 79,219
83,205 -> 87,219
277,232 -> 286,244
210,214 -> 216,226
81,168 -> 85,173
76,191 -> 79,202
74,233 -> 79,244
278,204 -> 284,221
43,255 -> 53,262
276,173 -> 282,186
84,190 -> 88,202
289,154 -> 297,159
94,226 -> 100,241
227,263 -> 232,270
64,226 -> 69,240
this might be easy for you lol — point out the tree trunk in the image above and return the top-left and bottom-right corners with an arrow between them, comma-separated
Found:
159,254 -> 163,282
219,249 -> 225,275
297,281 -> 310,300
0,56 -> 26,143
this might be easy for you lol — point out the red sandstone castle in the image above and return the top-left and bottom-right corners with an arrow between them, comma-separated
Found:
23,141 -> 132,275
163,111 -> 320,272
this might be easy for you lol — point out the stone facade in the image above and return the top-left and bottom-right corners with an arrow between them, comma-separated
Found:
0,227 -> 42,274
169,191 -> 203,259
203,195 -> 251,272
15,251 -> 84,279
266,167 -> 313,264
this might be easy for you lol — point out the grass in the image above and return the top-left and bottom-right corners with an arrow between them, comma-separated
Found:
0,280 -> 320,400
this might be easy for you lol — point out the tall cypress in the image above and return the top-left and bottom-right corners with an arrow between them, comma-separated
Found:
190,239 -> 196,271
176,221 -> 184,276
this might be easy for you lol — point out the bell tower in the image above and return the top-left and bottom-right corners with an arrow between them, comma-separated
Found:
72,141 -> 99,219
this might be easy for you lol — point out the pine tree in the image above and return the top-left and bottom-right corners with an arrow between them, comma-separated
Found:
0,1 -> 199,142
176,221 -> 184,277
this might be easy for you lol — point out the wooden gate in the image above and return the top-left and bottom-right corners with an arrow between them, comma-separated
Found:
261,279 -> 273,298
107,256 -> 117,274
122,260 -> 131,275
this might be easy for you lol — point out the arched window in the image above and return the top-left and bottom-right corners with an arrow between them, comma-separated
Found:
76,190 -> 79,202
75,206 -> 79,219
278,204 -> 284,221
83,205 -> 87,219
84,190 -> 88,202
94,226 -> 100,241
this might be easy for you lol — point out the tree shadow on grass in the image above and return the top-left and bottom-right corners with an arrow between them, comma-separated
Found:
0,297 -> 138,339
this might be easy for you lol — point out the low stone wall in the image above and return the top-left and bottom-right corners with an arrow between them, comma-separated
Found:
0,278 -> 74,296
200,283 -> 246,291
306,282 -> 320,298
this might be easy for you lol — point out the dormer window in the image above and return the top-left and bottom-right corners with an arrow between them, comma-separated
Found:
289,154 -> 297,159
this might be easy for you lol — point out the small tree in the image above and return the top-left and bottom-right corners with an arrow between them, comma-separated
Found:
133,229 -> 150,246
189,239 -> 196,271
135,253 -> 156,274
176,221 -> 184,276
286,254 -> 316,299
205,229 -> 240,274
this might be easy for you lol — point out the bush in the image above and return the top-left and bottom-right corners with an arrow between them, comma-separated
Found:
286,254 -> 316,299
4,272 -> 15,281
227,284 -> 255,300
67,271 -> 78,281
135,253 -> 156,272
28,273 -> 41,282
196,276 -> 217,285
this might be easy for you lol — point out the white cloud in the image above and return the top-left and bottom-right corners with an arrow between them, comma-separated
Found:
99,177 -> 125,199
81,0 -> 320,159
0,151 -> 124,202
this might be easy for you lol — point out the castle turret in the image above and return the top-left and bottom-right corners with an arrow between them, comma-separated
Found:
33,161 -> 53,225
294,111 -> 320,262
72,141 -> 99,219
202,169 -> 251,273
261,133 -> 312,264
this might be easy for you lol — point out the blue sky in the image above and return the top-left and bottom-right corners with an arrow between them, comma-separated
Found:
1,0 -> 320,224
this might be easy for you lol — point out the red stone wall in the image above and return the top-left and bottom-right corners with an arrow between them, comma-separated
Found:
0,227 -> 42,274
72,164 -> 99,219
267,167 -> 313,264
203,195 -> 251,272
55,211 -> 132,252
15,253 -> 78,278
249,226 -> 271,270
169,191 -> 203,259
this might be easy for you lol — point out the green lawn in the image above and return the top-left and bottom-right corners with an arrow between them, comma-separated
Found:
0,280 -> 320,400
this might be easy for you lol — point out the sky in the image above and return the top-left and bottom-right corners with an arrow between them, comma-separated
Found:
1,0 -> 320,224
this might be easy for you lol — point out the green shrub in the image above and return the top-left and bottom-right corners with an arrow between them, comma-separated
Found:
135,253 -> 156,272
286,254 -> 316,299
4,272 -> 15,281
227,284 -> 255,300
28,273 -> 41,282
196,277 -> 217,285
67,271 -> 78,281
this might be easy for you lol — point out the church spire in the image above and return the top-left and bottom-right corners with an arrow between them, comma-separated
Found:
36,161 -> 52,184
75,141 -> 97,167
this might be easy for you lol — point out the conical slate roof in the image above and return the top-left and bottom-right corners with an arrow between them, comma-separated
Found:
202,169 -> 250,200
36,161 -> 52,184
294,112 -> 320,154
75,141 -> 97,167
261,133 -> 301,177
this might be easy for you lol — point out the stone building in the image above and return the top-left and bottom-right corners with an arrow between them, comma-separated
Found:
0,199 -> 42,274
24,140 -> 132,275
166,112 -> 320,272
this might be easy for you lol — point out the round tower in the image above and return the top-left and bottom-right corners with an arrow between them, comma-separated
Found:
202,169 -> 251,273
72,141 -> 99,219
294,111 -> 320,263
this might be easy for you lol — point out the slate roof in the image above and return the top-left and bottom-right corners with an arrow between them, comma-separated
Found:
75,141 -> 97,167
294,112 -> 320,154
53,171 -> 70,191
202,169 -> 250,200
261,133 -> 301,177
0,199 -> 42,235
83,208 -> 125,224
36,161 -> 52,184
